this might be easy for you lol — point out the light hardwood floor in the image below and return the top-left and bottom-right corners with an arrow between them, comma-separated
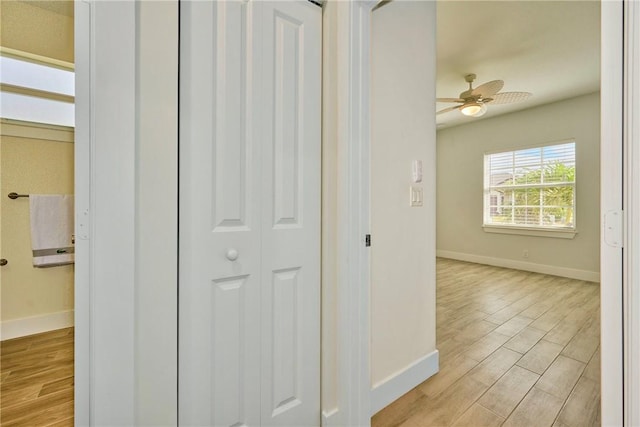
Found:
372,258 -> 600,427
1,327 -> 74,426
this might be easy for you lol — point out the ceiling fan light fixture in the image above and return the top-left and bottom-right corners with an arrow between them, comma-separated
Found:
460,102 -> 486,117
436,75 -> 531,118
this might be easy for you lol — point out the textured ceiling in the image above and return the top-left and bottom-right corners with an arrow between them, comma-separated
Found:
436,0 -> 600,129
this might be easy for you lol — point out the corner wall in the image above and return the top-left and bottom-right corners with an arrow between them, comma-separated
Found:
436,93 -> 601,281
370,0 -> 438,414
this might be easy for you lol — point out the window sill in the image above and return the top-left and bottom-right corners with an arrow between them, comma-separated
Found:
483,225 -> 577,239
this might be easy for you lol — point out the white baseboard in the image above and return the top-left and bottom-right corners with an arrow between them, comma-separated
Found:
436,250 -> 600,283
371,350 -> 439,416
1,309 -> 74,341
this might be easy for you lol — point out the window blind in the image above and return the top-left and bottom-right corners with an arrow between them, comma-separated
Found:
484,142 -> 576,229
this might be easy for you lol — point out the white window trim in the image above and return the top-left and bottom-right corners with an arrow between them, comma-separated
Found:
482,224 -> 577,239
0,46 -> 75,71
1,55 -> 76,127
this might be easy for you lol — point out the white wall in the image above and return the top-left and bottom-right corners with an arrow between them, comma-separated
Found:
437,92 -> 600,281
370,0 -> 438,413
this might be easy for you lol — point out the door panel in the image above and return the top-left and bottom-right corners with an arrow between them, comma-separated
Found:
180,1 -> 321,426
180,1 -> 261,425
260,2 -> 321,425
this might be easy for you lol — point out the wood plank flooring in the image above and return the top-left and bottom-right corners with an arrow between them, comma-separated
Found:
1,327 -> 74,426
372,258 -> 600,427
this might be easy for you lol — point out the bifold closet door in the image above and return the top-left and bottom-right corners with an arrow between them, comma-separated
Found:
179,1 -> 321,426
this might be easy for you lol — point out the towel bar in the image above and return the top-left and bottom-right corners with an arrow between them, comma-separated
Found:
8,192 -> 29,199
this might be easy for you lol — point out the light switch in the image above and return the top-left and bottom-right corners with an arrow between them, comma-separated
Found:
410,186 -> 423,207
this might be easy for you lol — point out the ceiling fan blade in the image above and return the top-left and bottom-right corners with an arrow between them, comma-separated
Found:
437,105 -> 461,115
487,91 -> 532,105
437,97 -> 464,103
472,80 -> 504,98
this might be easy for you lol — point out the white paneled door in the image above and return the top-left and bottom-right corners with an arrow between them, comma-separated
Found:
179,1 -> 321,426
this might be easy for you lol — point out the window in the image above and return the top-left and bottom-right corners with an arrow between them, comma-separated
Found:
0,56 -> 75,127
483,142 -> 576,234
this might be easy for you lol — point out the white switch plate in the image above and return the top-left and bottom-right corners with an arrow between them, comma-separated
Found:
410,186 -> 423,207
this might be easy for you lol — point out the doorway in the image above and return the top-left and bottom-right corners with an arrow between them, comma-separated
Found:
425,1 -> 602,425
0,1 -> 76,423
364,0 -> 621,427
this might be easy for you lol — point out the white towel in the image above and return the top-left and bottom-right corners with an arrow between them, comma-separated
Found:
29,195 -> 75,267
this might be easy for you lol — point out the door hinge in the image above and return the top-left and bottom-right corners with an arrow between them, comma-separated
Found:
604,209 -> 624,248
365,234 -> 371,247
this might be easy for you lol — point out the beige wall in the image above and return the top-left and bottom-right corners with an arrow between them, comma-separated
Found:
321,0 -> 339,414
0,0 -> 74,63
0,126 -> 74,325
371,1 -> 437,387
134,1 -> 178,424
436,92 -> 601,278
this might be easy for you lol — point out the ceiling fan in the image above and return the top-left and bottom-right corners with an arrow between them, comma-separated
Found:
437,74 -> 532,117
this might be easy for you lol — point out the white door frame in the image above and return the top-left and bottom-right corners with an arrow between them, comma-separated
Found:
76,1 -> 182,425
623,1 -> 640,425
74,0 -> 138,425
601,1 -> 624,425
333,1 -> 379,425
73,2 -> 91,424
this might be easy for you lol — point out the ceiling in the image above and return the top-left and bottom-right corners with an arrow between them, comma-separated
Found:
436,0 -> 600,129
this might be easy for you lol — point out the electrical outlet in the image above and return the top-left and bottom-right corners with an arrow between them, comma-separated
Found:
523,249 -> 529,259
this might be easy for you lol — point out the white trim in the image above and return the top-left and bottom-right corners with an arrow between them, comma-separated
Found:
437,250 -> 600,283
600,1 -> 624,425
335,1 -> 380,425
0,118 -> 74,142
370,350 -> 439,416
482,225 -> 577,239
74,1 -> 91,425
0,46 -> 75,71
75,1 -> 137,425
0,310 -> 74,341
624,0 -> 640,425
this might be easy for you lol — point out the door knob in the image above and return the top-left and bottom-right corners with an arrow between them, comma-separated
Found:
226,249 -> 239,261
0,259 -> 7,266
